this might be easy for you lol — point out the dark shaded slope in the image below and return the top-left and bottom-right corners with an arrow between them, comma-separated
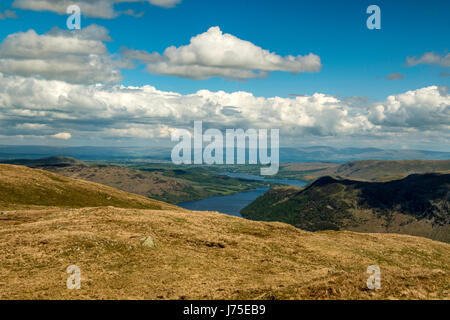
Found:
241,173 -> 450,241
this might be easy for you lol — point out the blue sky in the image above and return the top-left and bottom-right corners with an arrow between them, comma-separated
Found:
0,0 -> 449,150
1,0 -> 448,98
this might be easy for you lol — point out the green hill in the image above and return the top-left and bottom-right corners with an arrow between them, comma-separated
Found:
241,173 -> 450,242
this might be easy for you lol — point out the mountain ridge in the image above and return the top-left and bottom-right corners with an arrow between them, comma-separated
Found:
276,159 -> 450,182
241,173 -> 450,242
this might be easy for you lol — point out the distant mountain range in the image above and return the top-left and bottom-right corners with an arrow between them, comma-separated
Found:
279,159 -> 450,182
0,145 -> 449,162
279,146 -> 450,162
0,145 -> 171,161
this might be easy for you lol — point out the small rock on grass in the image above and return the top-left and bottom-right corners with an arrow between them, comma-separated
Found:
140,236 -> 156,248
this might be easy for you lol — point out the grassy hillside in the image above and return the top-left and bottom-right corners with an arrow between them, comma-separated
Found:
41,163 -> 196,204
0,164 -> 177,210
1,206 -> 448,299
241,173 -> 450,243
2,157 -> 274,203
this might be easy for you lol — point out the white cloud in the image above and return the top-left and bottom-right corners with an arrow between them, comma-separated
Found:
0,73 -> 369,141
0,72 -> 447,147
406,52 -> 450,68
16,123 -> 48,130
123,26 -> 322,80
13,0 -> 116,19
148,0 -> 181,8
51,132 -> 72,140
106,124 -> 175,138
12,0 -> 181,19
0,25 -> 126,84
368,86 -> 450,129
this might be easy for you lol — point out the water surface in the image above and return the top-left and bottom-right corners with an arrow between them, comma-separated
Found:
178,172 -> 306,217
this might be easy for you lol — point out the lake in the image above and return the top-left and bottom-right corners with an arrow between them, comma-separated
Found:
177,173 -> 306,217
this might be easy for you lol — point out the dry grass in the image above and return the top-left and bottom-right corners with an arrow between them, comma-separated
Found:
0,207 -> 448,300
0,164 -> 177,211
41,164 -> 192,200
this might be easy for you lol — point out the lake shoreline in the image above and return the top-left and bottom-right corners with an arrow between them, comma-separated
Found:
178,173 -> 306,217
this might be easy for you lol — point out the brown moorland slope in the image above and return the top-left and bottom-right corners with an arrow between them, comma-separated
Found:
1,157 -> 196,203
1,206 -> 449,300
0,164 -> 177,211
0,165 -> 448,300
42,163 -> 192,203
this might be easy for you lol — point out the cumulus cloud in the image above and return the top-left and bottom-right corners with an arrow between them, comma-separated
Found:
51,132 -> 72,140
123,26 -> 322,80
0,25 -> 127,84
148,0 -> 181,8
13,0 -> 116,19
0,72 -> 447,147
0,72 -> 369,142
368,86 -> 450,129
106,124 -> 175,138
12,0 -> 181,19
16,123 -> 48,130
406,52 -> 450,68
